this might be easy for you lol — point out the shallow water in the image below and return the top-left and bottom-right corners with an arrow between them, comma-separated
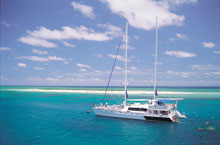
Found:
0,86 -> 220,145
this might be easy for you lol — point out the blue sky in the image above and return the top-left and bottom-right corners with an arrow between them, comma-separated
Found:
0,0 -> 219,86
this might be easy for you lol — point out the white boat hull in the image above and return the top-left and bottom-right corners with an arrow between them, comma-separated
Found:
93,108 -> 173,122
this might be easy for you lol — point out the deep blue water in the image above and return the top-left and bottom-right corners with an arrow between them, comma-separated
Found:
0,86 -> 220,145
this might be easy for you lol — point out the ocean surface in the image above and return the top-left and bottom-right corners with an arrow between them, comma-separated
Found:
0,86 -> 220,145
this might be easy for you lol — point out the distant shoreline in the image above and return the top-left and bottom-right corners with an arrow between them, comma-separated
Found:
2,88 -> 220,95
1,85 -> 220,89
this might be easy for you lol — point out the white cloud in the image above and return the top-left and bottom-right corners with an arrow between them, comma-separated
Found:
115,66 -> 122,70
130,67 -> 137,70
165,51 -> 196,58
180,72 -> 191,78
213,51 -> 220,54
0,75 -> 8,80
191,64 -> 220,71
25,77 -> 43,81
46,77 -> 60,81
62,41 -> 75,48
76,63 -> 91,69
19,37 -> 57,48
98,23 -> 122,38
211,72 -> 220,75
167,0 -> 198,6
71,2 -> 95,19
100,0 -> 186,30
154,61 -> 163,65
34,67 -> 44,70
0,47 -> 11,51
17,63 -> 27,67
78,68 -> 87,72
25,26 -> 112,41
202,42 -> 216,48
64,61 -> 69,64
18,56 -> 47,62
19,24 -> 122,48
90,78 -> 103,82
94,54 -> 103,58
108,54 -> 126,62
170,33 -> 189,42
166,70 -> 194,78
120,44 -> 135,50
176,33 -> 189,40
32,49 -> 48,55
18,55 -> 66,63
169,37 -> 175,42
0,21 -> 11,27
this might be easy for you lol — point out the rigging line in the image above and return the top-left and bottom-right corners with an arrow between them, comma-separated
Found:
102,26 -> 126,103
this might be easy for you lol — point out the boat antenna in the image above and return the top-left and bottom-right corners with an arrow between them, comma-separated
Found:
153,17 -> 158,100
124,22 -> 128,107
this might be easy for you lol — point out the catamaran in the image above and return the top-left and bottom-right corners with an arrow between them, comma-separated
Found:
93,19 -> 186,122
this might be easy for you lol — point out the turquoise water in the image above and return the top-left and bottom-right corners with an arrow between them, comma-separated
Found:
1,86 -> 220,145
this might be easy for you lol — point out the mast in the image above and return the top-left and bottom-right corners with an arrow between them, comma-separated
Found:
124,22 -> 128,106
154,17 -> 158,100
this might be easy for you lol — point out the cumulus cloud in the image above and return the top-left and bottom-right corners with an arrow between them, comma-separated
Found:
115,66 -> 122,70
167,0 -> 198,7
169,37 -> 176,42
108,54 -> 134,62
130,67 -> 137,70
100,0 -> 187,30
0,47 -> 11,51
94,54 -> 103,58
19,24 -> 122,48
166,70 -> 194,78
0,75 -> 8,80
165,51 -> 196,58
25,77 -> 43,81
210,72 -> 220,75
191,64 -> 220,71
34,67 -> 45,70
17,63 -> 27,67
62,41 -> 75,48
108,54 -> 126,62
46,77 -> 60,81
176,33 -> 189,40
76,63 -> 91,69
71,2 -> 95,19
98,23 -> 122,38
213,51 -> 220,54
120,44 -> 135,50
24,26 -> 114,41
32,49 -> 48,55
18,55 -> 66,63
78,68 -> 87,72
154,61 -> 163,65
19,37 -> 57,48
202,42 -> 216,48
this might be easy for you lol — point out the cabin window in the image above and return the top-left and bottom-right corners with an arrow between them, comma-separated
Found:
128,108 -> 147,112
160,111 -> 168,115
153,110 -> 158,114
157,101 -> 163,106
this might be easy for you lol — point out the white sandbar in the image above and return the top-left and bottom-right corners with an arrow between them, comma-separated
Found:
2,89 -> 203,95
